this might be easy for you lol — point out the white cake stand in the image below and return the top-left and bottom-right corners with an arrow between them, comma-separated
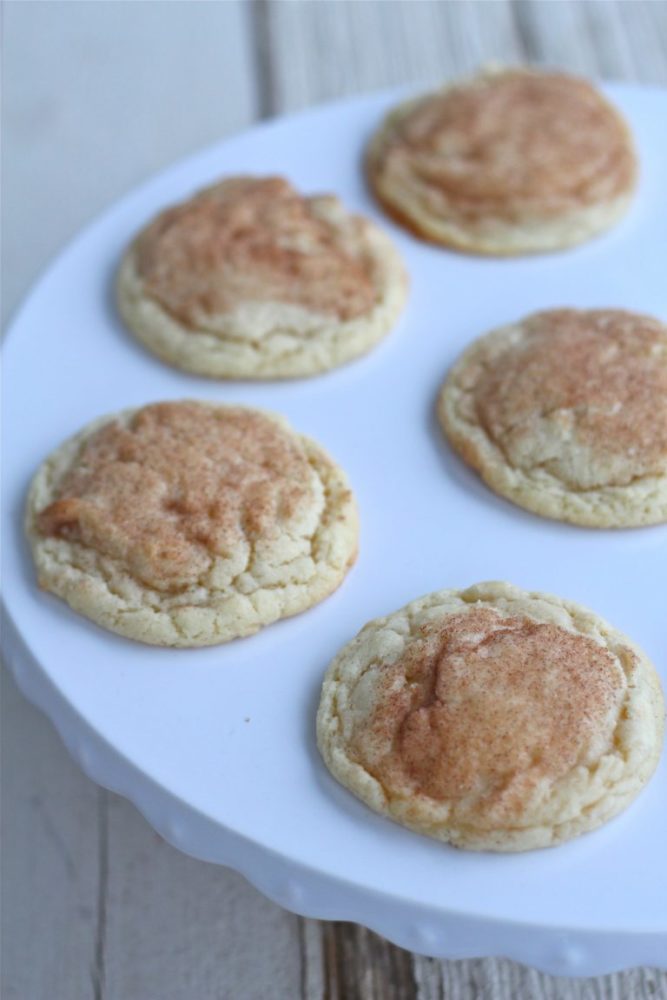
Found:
3,84 -> 666,977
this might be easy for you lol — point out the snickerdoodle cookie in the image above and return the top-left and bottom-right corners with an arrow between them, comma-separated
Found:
367,68 -> 637,254
317,582 -> 664,851
438,309 -> 667,527
26,401 -> 358,646
117,176 -> 407,378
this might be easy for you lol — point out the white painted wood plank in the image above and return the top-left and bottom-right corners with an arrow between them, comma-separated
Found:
1,666 -> 100,1000
614,0 -> 667,84
511,0 -> 667,81
512,0 -> 611,73
1,0 -> 258,327
102,795 -> 302,1000
260,0 -> 522,112
263,0 -> 667,116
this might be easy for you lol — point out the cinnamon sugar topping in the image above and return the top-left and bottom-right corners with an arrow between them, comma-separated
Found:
470,310 -> 667,490
37,402 -> 320,592
134,177 -> 377,326
353,608 -> 626,825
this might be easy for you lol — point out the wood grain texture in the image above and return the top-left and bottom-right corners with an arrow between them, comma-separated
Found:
253,0 -> 522,111
1,667 -> 100,1000
102,796 -> 302,1000
3,2 -> 667,998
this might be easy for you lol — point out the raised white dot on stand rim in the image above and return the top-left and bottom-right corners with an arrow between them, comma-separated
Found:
282,880 -> 305,908
76,738 -> 96,773
165,816 -> 185,843
414,924 -> 439,951
558,942 -> 586,969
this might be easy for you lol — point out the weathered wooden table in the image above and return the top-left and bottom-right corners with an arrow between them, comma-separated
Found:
3,3 -> 666,998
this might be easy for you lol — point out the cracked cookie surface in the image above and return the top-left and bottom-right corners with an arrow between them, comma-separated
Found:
438,309 -> 667,527
367,67 -> 637,254
26,401 -> 358,646
117,176 -> 407,378
317,582 -> 664,851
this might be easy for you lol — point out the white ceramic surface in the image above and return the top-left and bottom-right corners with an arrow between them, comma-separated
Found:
3,84 -> 666,977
